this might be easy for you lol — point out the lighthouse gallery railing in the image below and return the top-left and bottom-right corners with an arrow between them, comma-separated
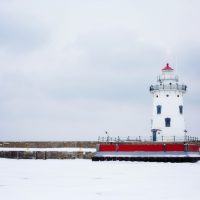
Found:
98,135 -> 199,143
150,84 -> 187,93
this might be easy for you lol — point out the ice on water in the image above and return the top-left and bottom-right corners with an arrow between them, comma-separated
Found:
0,159 -> 199,200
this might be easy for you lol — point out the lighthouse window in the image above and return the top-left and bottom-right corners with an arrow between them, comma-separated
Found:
165,118 -> 171,127
179,105 -> 183,114
157,105 -> 161,114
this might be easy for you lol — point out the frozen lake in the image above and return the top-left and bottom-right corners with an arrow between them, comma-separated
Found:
0,159 -> 199,200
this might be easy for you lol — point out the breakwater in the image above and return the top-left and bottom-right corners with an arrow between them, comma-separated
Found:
0,141 -> 98,148
0,141 -> 97,159
0,151 -> 95,159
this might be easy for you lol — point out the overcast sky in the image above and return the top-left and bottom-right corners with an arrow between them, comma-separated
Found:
0,0 -> 200,141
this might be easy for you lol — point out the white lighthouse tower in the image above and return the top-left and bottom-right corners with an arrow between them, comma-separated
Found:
150,63 -> 187,141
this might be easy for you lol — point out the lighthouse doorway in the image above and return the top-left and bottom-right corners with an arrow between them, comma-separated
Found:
152,131 -> 157,142
152,129 -> 161,142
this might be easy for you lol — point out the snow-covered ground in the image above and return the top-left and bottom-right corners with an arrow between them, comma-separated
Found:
0,159 -> 199,200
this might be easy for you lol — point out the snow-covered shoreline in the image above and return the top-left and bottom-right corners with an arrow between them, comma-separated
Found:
0,159 -> 199,200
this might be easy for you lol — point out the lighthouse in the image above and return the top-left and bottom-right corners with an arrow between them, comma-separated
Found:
150,63 -> 187,141
93,63 -> 200,162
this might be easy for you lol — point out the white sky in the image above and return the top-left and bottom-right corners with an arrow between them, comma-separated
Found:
0,0 -> 200,140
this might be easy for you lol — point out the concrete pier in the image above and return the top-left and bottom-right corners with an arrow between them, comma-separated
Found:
0,141 -> 97,159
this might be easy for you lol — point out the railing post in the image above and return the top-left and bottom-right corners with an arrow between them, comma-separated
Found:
106,136 -> 109,142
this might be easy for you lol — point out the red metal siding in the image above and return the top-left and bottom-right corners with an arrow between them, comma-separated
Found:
98,143 -> 200,152
99,144 -> 116,151
188,145 -> 200,152
99,144 -> 164,152
165,144 -> 184,152
117,144 -> 163,152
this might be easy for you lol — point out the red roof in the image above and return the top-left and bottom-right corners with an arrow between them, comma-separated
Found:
162,63 -> 174,71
